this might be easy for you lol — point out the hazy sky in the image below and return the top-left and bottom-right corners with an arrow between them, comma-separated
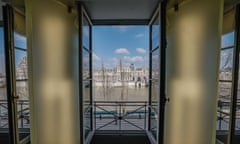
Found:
92,26 -> 149,68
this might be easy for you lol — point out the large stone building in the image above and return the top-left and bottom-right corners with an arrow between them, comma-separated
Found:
15,56 -> 29,100
93,64 -> 149,87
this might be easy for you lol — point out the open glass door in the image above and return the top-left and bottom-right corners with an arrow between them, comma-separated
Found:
148,1 -> 167,144
231,4 -> 240,144
2,4 -> 30,144
78,4 -> 94,144
0,5 -> 12,144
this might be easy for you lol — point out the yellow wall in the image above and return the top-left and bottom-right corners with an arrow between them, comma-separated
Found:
26,0 -> 79,143
165,0 -> 223,144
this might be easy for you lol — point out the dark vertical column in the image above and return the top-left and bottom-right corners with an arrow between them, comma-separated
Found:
90,19 -> 93,132
3,4 -> 18,144
78,3 -> 84,144
229,4 -> 240,144
158,0 -> 167,144
148,16 -> 152,132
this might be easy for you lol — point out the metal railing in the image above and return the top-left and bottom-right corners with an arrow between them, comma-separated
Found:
94,101 -> 148,131
0,100 -> 30,128
216,99 -> 240,131
216,99 -> 240,143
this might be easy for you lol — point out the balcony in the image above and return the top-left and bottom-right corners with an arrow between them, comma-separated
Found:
0,100 -> 30,144
216,99 -> 240,143
90,101 -> 152,144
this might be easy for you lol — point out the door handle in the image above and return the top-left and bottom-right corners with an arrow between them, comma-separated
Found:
13,94 -> 19,99
165,97 -> 170,103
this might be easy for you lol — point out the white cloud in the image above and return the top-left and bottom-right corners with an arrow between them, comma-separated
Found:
111,57 -> 118,63
135,33 -> 144,38
115,48 -> 130,55
93,53 -> 101,61
113,26 -> 129,32
136,48 -> 146,54
123,56 -> 144,63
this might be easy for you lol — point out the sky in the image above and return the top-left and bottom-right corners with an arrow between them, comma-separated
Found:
0,26 -> 236,74
0,28 -> 5,74
92,26 -> 149,68
220,31 -> 235,71
0,28 -> 27,74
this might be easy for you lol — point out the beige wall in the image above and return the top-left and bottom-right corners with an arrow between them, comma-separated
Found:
165,0 -> 223,144
26,0 -> 79,143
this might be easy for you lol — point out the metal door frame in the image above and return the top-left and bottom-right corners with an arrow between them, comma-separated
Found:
78,3 -> 94,144
147,1 -> 167,144
229,3 -> 240,144
3,4 -> 19,144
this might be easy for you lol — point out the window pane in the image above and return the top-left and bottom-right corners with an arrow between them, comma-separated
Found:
216,81 -> 232,143
221,32 -> 235,48
84,80 -> 91,138
151,15 -> 160,50
0,27 -> 10,143
14,33 -> 30,142
82,14 -> 91,140
151,80 -> 158,112
15,50 -> 28,81
217,30 -> 235,144
150,110 -> 157,139
151,80 -> 158,140
150,13 -> 160,141
83,16 -> 90,50
83,49 -> 90,80
152,48 -> 159,80
219,48 -> 234,81
14,32 -> 27,49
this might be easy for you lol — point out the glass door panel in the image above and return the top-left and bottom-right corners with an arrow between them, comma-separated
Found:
2,5 -> 30,144
2,5 -> 19,144
216,32 -> 235,144
82,16 -> 91,141
14,32 -> 30,143
84,81 -> 91,138
149,12 -> 160,141
233,4 -> 240,144
79,4 -> 93,144
148,1 -> 167,144
0,25 -> 10,144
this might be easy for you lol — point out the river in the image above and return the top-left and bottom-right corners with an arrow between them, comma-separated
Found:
93,86 -> 149,101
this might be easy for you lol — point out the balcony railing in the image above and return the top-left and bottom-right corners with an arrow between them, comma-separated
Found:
94,101 -> 148,131
216,99 -> 240,132
0,100 -> 30,128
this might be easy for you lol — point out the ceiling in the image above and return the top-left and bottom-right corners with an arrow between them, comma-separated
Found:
4,0 -> 240,23
77,0 -> 159,22
76,0 -> 240,24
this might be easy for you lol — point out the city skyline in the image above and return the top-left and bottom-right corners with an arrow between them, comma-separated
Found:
92,26 -> 149,68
